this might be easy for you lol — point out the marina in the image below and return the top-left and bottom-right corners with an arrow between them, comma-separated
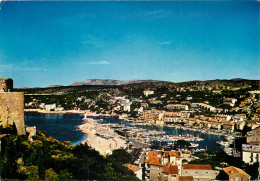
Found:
25,112 -> 226,152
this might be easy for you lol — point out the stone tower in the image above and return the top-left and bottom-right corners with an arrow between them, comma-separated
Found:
0,78 -> 25,135
0,78 -> 13,92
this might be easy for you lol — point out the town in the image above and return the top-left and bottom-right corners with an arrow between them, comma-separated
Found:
9,78 -> 259,180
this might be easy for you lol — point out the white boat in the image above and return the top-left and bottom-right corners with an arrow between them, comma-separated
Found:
216,141 -> 232,147
190,143 -> 199,147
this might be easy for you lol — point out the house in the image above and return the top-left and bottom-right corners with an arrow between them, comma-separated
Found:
150,100 -> 162,104
197,103 -> 216,112
144,90 -> 154,97
141,103 -> 149,108
123,103 -> 131,112
246,127 -> 260,144
145,151 -> 182,181
54,106 -> 64,112
242,144 -> 260,164
181,164 -> 219,181
223,166 -> 250,181
145,153 -> 163,181
223,98 -> 238,107
186,97 -> 192,101
126,164 -> 142,180
45,104 -> 56,111
165,104 -> 189,111
144,152 -> 219,181
162,164 -> 179,181
143,110 -> 156,123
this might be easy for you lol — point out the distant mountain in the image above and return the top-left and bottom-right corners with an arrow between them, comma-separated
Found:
71,79 -> 168,86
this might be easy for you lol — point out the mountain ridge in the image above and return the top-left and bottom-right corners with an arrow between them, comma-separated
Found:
71,79 -> 170,86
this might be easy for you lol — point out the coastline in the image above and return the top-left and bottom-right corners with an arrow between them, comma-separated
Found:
25,109 -> 230,138
24,109 -> 117,116
24,109 -> 85,114
77,118 -> 127,155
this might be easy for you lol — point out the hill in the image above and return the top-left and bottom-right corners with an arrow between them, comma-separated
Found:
71,79 -> 169,86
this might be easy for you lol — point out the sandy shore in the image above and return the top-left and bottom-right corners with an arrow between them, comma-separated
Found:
78,118 -> 127,155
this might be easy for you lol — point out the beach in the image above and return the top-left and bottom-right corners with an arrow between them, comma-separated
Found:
78,118 -> 127,155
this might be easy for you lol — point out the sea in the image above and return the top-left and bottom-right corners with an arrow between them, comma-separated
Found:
25,112 -> 225,152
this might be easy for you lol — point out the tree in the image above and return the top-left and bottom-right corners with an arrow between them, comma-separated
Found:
1,137 -> 18,179
216,170 -> 229,180
107,149 -> 133,164
37,150 -> 46,180
174,140 -> 191,149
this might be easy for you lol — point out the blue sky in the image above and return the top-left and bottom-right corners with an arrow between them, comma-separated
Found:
0,1 -> 259,88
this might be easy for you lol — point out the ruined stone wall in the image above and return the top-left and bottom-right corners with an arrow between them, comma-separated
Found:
0,92 -> 26,135
0,78 -> 13,92
26,126 -> 37,141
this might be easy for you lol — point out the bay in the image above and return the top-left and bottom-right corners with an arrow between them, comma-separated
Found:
25,112 -> 225,151
25,112 -> 87,145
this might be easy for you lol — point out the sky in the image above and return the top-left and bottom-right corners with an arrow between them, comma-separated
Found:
0,1 -> 259,88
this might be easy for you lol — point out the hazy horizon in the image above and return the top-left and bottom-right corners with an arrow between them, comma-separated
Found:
0,1 -> 259,88
14,77 -> 259,89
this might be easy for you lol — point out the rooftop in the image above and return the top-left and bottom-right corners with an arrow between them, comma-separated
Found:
223,166 -> 250,177
182,164 -> 212,170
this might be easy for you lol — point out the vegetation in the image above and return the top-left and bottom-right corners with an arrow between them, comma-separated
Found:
0,125 -> 139,180
174,140 -> 191,149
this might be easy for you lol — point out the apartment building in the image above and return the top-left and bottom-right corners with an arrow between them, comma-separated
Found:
165,104 -> 189,111
181,164 -> 219,181
144,151 -> 219,181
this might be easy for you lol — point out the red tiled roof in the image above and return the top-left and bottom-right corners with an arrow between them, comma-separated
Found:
126,164 -> 142,172
182,164 -> 212,170
179,176 -> 193,181
145,157 -> 162,166
163,164 -> 178,174
223,166 -> 250,177
164,151 -> 181,158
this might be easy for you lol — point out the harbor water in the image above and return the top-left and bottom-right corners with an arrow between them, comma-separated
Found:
25,112 -> 225,151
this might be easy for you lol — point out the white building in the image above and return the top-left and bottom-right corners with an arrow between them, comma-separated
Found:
181,164 -> 219,180
55,107 -> 64,112
123,103 -> 131,112
126,164 -> 142,180
143,90 -> 154,97
242,144 -> 260,164
45,104 -> 56,111
186,97 -> 193,101
165,104 -> 189,111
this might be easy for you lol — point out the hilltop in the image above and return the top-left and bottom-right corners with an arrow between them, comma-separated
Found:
71,79 -> 168,86
14,78 -> 259,95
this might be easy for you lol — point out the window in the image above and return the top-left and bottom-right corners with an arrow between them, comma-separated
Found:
195,172 -> 198,173
206,172 -> 208,173
171,175 -> 176,178
235,177 -> 239,181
